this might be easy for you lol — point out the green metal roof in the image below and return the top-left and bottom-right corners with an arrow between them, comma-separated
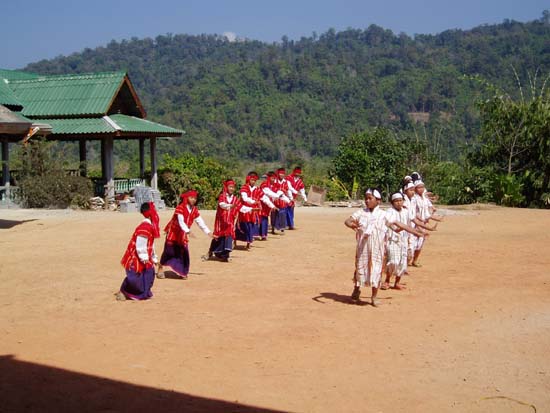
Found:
32,117 -> 114,135
109,114 -> 183,135
0,79 -> 23,110
8,71 -> 127,118
32,115 -> 183,136
0,69 -> 41,81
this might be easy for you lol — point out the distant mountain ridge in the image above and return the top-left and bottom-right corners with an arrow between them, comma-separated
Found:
23,12 -> 550,162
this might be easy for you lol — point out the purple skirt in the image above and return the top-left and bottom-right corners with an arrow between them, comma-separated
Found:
209,236 -> 233,259
259,216 -> 269,237
235,221 -> 256,243
160,241 -> 190,277
271,208 -> 287,230
120,267 -> 155,300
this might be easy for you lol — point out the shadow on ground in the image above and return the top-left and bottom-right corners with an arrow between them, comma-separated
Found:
0,219 -> 37,229
0,355 -> 290,413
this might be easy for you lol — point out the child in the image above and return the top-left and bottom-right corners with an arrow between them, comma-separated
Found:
286,166 -> 308,230
344,188 -> 386,307
235,172 -> 263,249
158,190 -> 214,279
117,202 -> 160,301
381,192 -> 427,290
258,172 -> 278,240
270,168 -> 292,234
411,180 -> 432,267
403,182 -> 437,266
206,179 -> 254,262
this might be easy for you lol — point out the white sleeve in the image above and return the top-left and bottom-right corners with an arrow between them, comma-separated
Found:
239,205 -> 253,213
219,201 -> 232,210
136,236 -> 149,262
288,181 -> 298,195
287,186 -> 294,200
177,214 -> 190,233
281,194 -> 290,204
261,194 -> 275,209
262,186 -> 279,199
194,216 -> 211,235
299,188 -> 307,202
240,191 -> 256,205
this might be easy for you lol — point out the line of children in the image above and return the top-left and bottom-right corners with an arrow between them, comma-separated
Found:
345,174 -> 441,307
115,167 -> 308,300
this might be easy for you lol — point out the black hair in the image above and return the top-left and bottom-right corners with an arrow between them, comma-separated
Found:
411,172 -> 421,181
248,171 -> 259,177
140,202 -> 150,214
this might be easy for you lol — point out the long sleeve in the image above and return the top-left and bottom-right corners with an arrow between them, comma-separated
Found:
194,216 -> 211,235
219,201 -> 232,210
262,186 -> 279,199
261,194 -> 275,209
136,236 -> 149,262
286,186 -> 293,200
177,213 -> 191,233
239,205 -> 253,213
240,190 -> 256,205
288,181 -> 298,195
299,188 -> 307,202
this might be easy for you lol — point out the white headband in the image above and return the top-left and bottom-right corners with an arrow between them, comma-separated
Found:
391,193 -> 403,201
404,175 -> 412,181
365,189 -> 381,199
404,182 -> 415,190
414,180 -> 425,187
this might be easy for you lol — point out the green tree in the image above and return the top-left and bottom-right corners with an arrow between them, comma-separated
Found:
332,128 -> 406,198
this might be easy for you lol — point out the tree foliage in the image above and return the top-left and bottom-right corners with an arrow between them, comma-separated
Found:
332,128 -> 406,198
23,13 -> 550,164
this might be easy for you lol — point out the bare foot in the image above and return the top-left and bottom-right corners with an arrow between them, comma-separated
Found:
115,291 -> 126,301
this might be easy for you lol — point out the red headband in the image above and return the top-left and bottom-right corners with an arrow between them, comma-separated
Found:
293,168 -> 302,174
246,173 -> 258,184
223,180 -> 236,192
180,190 -> 198,200
277,168 -> 286,174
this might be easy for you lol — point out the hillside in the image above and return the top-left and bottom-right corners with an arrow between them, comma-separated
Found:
24,12 -> 550,162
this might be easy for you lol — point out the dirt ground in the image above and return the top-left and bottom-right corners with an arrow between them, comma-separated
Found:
0,205 -> 549,412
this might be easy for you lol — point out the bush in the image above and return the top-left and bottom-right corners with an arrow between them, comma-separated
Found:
158,153 -> 235,208
14,139 -> 93,209
493,174 -> 526,207
18,172 -> 93,208
423,162 -> 495,205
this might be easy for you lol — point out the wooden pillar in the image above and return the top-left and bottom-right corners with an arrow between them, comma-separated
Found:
1,139 -> 9,186
150,137 -> 157,190
102,137 -> 115,198
100,139 -> 106,180
79,138 -> 87,177
139,137 -> 145,179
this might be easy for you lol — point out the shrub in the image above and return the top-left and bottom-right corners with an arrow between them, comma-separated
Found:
14,139 -> 93,209
158,153 -> 235,209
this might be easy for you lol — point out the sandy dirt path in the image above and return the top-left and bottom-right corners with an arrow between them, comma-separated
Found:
0,205 -> 549,412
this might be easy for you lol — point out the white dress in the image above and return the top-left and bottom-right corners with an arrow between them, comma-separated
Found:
351,206 -> 387,288
385,207 -> 409,277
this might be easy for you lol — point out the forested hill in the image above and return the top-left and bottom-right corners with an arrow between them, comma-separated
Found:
25,12 -> 550,162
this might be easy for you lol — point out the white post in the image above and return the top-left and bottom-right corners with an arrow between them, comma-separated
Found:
150,137 -> 157,190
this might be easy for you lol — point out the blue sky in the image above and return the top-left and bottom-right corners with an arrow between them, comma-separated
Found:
1,0 -> 547,69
